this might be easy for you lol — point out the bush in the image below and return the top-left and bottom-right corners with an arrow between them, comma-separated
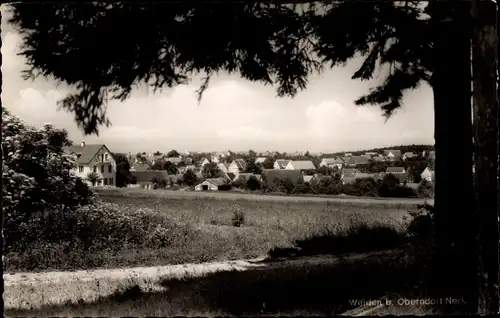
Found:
417,179 -> 434,198
246,176 -> 261,191
231,204 -> 245,227
2,109 -> 95,249
313,176 -> 342,195
342,178 -> 379,197
378,174 -> 418,198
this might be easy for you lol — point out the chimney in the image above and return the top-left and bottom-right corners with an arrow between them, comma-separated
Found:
80,141 -> 86,147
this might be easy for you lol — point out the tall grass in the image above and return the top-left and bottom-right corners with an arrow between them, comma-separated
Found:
6,190 -> 416,272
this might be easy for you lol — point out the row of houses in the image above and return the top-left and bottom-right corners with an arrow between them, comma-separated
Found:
63,142 -> 435,190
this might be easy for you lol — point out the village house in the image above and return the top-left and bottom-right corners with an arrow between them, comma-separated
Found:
228,159 -> 247,175
261,169 -> 304,189
402,152 -> 416,160
385,166 -> 408,183
273,159 -> 291,169
254,157 -> 267,165
344,152 -> 353,157
309,174 -> 335,187
341,168 -> 360,184
128,170 -> 169,189
64,142 -> 117,187
199,157 -> 210,167
383,150 -> 402,161
210,154 -> 221,163
421,167 -> 435,182
130,162 -> 150,172
178,165 -> 196,174
217,163 -> 231,173
285,160 -> 316,171
195,178 -> 231,191
166,156 -> 183,165
233,173 -> 262,184
303,175 -> 314,184
319,157 -> 344,169
345,156 -> 370,167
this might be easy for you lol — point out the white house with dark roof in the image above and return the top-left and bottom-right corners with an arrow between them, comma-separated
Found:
64,142 -> 117,187
254,157 -> 267,165
273,159 -> 291,169
195,178 -> 231,191
421,167 -> 435,182
228,159 -> 247,175
285,160 -> 316,171
402,152 -> 416,160
319,158 -> 343,169
199,157 -> 210,167
383,150 -> 402,160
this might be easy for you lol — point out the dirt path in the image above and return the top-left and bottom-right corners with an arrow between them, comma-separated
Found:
4,250 -> 394,311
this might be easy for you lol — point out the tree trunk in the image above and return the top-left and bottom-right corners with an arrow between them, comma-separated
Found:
0,7 -> 5,316
430,1 -> 477,314
471,0 -> 500,314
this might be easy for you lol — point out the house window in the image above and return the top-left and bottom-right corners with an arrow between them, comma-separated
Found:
79,165 -> 84,173
109,177 -> 113,185
93,166 -> 97,173
105,153 -> 109,161
108,165 -> 112,173
104,178 -> 108,185
101,165 -> 105,173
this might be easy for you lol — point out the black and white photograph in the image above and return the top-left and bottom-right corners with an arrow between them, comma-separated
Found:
1,1 -> 498,316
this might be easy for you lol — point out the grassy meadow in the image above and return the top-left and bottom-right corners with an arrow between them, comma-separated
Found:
5,188 -> 434,316
6,188 -> 419,273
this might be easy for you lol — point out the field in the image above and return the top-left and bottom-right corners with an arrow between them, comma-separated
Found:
92,188 -> 419,262
6,187 -> 432,316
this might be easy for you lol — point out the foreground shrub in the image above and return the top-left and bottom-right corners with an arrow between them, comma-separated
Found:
6,202 -> 199,270
2,109 -> 95,249
417,179 -> 435,198
231,204 -> 245,227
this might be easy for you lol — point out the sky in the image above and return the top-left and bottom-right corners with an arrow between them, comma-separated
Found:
1,6 -> 434,154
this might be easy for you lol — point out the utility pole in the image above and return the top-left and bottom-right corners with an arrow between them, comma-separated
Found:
471,0 -> 500,314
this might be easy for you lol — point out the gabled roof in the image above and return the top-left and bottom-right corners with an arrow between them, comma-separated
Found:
261,169 -> 304,187
231,159 -> 247,170
226,172 -> 236,181
131,170 -> 169,183
204,177 -> 228,187
356,172 -> 383,180
167,157 -> 182,164
254,157 -> 267,164
131,162 -> 150,171
233,173 -> 261,183
342,168 -> 360,178
347,156 -> 370,165
64,144 -> 110,165
321,158 -> 343,165
303,175 -> 314,183
386,167 -> 405,174
287,160 -> 316,170
275,159 -> 291,169
383,149 -> 402,156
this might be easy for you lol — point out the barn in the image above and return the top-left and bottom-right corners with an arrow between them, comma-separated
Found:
194,178 -> 231,191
